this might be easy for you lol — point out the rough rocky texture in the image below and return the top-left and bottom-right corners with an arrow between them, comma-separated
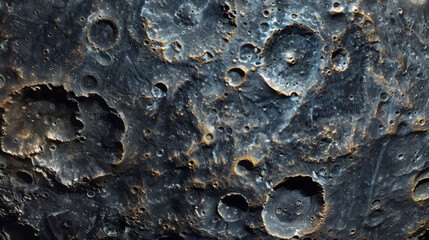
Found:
0,0 -> 428,239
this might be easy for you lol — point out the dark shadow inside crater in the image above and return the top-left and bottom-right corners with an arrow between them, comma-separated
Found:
221,193 -> 248,211
1,84 -> 83,158
33,93 -> 125,186
274,175 -> 324,198
0,84 -> 125,186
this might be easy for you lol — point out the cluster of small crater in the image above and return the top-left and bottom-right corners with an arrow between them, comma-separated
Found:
262,176 -> 325,239
1,84 -> 125,186
141,0 -> 237,62
260,24 -> 325,96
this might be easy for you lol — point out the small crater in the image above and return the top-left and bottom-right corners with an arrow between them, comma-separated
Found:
333,1 -> 341,8
259,22 -> 269,32
330,1 -> 345,14
263,10 -> 271,17
239,43 -> 261,63
171,40 -> 183,52
205,133 -> 214,142
80,75 -> 98,90
217,193 -> 248,222
371,199 -> 381,209
329,165 -> 342,177
380,92 -> 389,101
13,170 -> 33,186
225,67 -> 246,87
235,159 -> 254,176
244,125 -> 250,132
186,189 -> 203,205
331,48 -> 350,72
156,149 -> 164,157
412,178 -> 429,201
202,51 -> 214,63
96,51 -> 113,66
262,176 -> 325,239
87,19 -> 120,50
152,82 -> 168,98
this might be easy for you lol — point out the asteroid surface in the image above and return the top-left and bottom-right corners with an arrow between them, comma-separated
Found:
0,0 -> 428,239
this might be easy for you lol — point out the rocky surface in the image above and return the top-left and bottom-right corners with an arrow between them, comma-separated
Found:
0,0 -> 428,239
